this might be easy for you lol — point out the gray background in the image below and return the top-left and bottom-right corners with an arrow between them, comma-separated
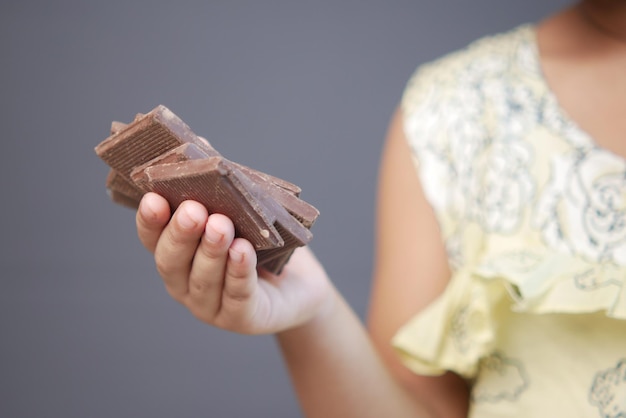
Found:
1,1 -> 571,417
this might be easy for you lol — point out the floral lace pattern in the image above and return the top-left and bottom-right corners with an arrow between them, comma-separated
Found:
403,25 -> 626,271
534,149 -> 626,264
393,24 -> 626,417
590,359 -> 626,418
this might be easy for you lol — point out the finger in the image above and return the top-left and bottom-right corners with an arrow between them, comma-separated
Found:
187,214 -> 236,318
136,192 -> 171,253
154,200 -> 208,300
219,238 -> 259,327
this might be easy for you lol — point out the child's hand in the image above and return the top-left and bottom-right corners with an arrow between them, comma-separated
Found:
136,192 -> 333,334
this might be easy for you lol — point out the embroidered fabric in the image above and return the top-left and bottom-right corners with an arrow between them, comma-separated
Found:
393,24 -> 626,416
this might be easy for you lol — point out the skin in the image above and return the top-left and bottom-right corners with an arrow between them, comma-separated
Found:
537,0 -> 626,159
135,1 -> 626,416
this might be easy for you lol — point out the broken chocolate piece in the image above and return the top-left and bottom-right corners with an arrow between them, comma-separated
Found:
103,121 -> 145,204
235,163 -> 302,196
95,105 -> 319,273
243,168 -> 318,228
130,143 -> 211,191
247,178 -> 313,266
108,189 -> 141,209
95,105 -> 208,180
131,143 -> 319,229
141,157 -> 287,250
105,170 -> 144,202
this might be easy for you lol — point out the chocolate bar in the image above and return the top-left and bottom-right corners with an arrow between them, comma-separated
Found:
131,142 -> 319,229
103,122 -> 143,208
95,105 -> 209,181
138,157 -> 313,266
95,105 -> 318,274
130,143 -> 212,190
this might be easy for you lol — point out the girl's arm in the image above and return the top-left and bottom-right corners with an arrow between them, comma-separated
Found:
135,107 -> 468,417
275,107 -> 469,417
368,107 -> 470,416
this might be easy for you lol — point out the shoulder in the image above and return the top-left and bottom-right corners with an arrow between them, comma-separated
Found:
397,24 -> 541,254
401,24 -> 535,120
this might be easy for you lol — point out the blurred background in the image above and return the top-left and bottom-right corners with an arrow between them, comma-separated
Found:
1,0 -> 571,416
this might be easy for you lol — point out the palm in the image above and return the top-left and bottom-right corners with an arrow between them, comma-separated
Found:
212,247 -> 333,335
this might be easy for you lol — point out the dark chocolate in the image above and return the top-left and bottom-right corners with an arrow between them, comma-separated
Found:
235,163 -> 302,196
108,189 -> 141,209
95,105 -> 208,181
105,170 -> 143,208
95,105 -> 319,273
141,157 -> 286,250
130,143 -> 211,191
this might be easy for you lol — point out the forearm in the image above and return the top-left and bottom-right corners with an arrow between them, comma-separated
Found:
276,286 -> 433,418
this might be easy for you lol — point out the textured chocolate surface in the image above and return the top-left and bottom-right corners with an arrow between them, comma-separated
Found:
245,168 -> 318,229
131,143 -> 211,190
104,121 -> 144,205
95,105 -> 319,273
235,163 -> 302,196
143,158 -> 284,250
105,170 -> 143,206
95,105 -> 207,180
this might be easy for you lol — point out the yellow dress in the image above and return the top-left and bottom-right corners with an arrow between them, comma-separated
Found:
393,24 -> 626,417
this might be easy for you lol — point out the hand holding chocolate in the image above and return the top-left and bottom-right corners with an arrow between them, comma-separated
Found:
94,105 -> 319,274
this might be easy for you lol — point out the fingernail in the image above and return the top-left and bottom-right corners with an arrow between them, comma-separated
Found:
178,205 -> 201,230
139,196 -> 157,221
229,247 -> 244,263
205,222 -> 223,244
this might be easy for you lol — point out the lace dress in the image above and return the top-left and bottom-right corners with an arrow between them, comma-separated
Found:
393,24 -> 626,417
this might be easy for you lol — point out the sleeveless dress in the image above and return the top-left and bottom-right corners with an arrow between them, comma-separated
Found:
393,24 -> 626,417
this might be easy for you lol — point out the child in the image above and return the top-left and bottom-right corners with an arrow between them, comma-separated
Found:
135,0 -> 626,415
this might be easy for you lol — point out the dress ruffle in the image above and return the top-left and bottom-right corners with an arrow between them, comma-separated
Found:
392,249 -> 626,379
